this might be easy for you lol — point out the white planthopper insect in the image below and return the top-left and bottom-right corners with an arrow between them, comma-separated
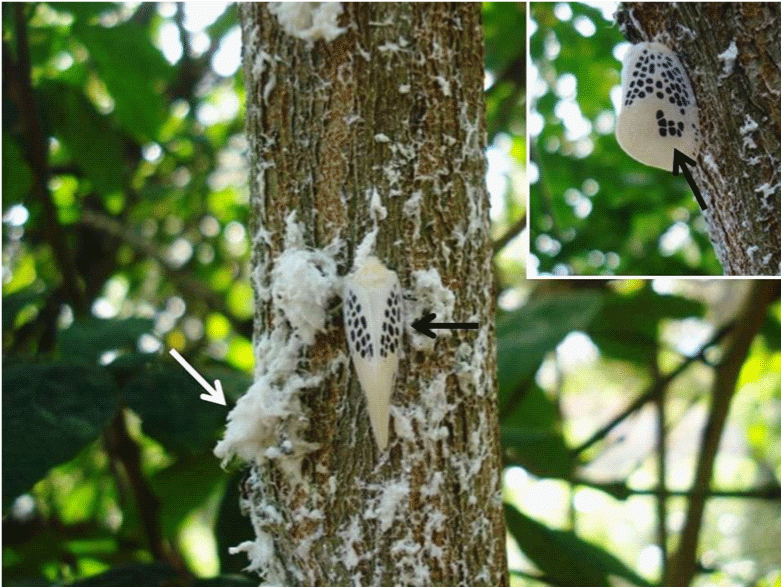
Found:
616,41 -> 699,172
343,256 -> 402,450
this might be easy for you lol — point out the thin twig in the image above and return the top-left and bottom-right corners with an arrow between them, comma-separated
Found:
103,411 -> 167,560
654,363 -> 669,584
493,214 -> 526,255
572,478 -> 781,501
7,6 -> 85,313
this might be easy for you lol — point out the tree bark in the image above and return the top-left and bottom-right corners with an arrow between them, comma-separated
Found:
229,4 -> 508,585
617,2 -> 781,276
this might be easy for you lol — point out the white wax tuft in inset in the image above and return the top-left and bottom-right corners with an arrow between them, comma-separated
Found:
616,42 -> 699,172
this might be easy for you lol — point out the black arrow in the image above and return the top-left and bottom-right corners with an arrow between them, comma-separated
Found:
411,312 -> 479,339
672,148 -> 707,210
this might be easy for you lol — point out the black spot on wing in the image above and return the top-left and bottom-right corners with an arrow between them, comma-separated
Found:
346,287 -> 373,360
379,283 -> 402,358
623,46 -> 693,112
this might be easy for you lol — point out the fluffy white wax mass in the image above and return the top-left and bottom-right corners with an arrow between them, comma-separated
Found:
616,42 -> 699,172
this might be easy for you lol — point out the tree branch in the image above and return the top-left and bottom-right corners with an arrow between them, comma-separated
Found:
103,411 -> 167,560
493,214 -> 526,255
6,6 -> 86,314
653,363 -> 669,584
485,51 -> 526,140
102,410 -> 193,578
508,568 -> 560,585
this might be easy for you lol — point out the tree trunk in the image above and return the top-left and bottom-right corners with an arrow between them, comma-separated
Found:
217,4 -> 508,585
618,2 -> 781,276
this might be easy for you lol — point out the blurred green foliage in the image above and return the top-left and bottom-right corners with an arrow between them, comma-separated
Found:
3,3 -> 252,583
483,1 -> 527,273
498,279 -> 781,586
529,2 -> 722,276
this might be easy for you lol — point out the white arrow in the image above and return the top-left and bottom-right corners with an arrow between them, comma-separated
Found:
169,348 -> 226,406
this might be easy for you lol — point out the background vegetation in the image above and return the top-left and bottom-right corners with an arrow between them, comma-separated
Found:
3,3 -> 779,587
529,2 -> 723,276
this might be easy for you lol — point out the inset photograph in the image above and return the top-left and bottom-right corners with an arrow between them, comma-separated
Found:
529,2 -> 781,276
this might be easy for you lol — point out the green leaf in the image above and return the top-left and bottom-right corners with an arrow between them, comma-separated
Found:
497,293 -> 603,476
761,313 -> 781,350
587,286 -> 703,364
502,426 -> 574,479
2,361 -> 118,502
504,503 -> 653,587
68,562 -> 177,587
71,19 -> 171,140
121,363 -> 228,455
151,454 -> 226,535
483,3 -> 526,74
2,286 -> 46,330
2,579 -> 56,587
497,290 -> 604,401
57,317 -> 154,364
502,381 -> 558,428
203,5 -> 239,41
104,351 -> 158,375
483,2 -> 526,140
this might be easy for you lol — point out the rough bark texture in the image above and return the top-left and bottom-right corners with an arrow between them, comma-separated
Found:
618,2 -> 781,275
237,4 -> 507,586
